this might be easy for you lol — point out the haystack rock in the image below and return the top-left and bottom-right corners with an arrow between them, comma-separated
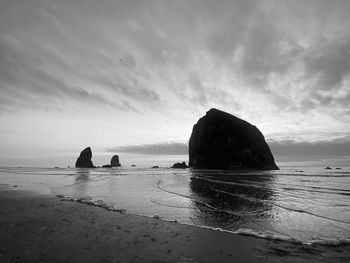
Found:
111,155 -> 121,167
189,108 -> 279,170
75,147 -> 95,168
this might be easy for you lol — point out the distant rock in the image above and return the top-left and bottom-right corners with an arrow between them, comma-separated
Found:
75,147 -> 95,168
171,162 -> 188,169
111,155 -> 121,167
335,167 -> 341,170
151,166 -> 159,169
101,164 -> 112,168
189,108 -> 279,170
325,166 -> 332,170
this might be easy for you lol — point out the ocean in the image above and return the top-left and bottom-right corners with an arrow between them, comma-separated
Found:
1,165 -> 350,246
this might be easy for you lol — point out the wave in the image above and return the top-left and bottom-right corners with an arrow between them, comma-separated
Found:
56,195 -> 127,214
150,199 -> 194,210
192,177 -> 350,226
207,227 -> 350,247
156,180 -> 242,219
212,188 -> 350,225
157,180 -> 299,240
237,178 -> 350,194
55,194 -> 350,247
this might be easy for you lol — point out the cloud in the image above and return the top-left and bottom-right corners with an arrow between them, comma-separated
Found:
304,38 -> 350,90
0,1 -> 165,114
106,137 -> 350,160
269,137 -> 350,157
1,0 -> 350,145
120,55 -> 136,68
0,36 -> 138,113
106,142 -> 188,155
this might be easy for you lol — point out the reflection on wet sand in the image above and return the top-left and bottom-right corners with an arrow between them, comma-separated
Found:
73,168 -> 91,196
189,170 -> 276,228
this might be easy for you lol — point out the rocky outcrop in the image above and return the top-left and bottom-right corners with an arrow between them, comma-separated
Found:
189,108 -> 279,170
111,155 -> 121,167
75,147 -> 95,168
171,162 -> 188,169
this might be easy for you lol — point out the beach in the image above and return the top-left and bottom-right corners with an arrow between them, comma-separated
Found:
1,184 -> 349,263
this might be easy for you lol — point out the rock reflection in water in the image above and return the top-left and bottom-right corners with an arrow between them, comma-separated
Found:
189,170 -> 275,229
73,168 -> 91,196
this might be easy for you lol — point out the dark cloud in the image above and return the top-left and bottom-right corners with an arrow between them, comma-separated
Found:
304,37 -> 350,90
107,142 -> 188,155
269,138 -> 350,157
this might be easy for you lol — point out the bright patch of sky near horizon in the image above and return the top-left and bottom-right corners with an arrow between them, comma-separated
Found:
0,0 -> 350,166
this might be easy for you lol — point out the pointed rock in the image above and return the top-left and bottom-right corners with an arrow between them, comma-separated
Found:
189,108 -> 278,170
75,147 -> 95,168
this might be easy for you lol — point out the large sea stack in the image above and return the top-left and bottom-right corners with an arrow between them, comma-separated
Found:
189,108 -> 278,170
75,147 -> 95,168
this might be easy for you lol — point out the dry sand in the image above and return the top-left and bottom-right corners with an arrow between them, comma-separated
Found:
0,184 -> 349,263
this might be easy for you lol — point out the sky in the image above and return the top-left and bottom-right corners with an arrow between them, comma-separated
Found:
0,0 -> 349,167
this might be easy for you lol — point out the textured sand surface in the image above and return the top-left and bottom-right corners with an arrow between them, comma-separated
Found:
0,184 -> 349,263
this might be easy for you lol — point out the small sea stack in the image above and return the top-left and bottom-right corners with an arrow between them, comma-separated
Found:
189,108 -> 278,170
111,155 -> 121,167
171,162 -> 188,169
75,147 -> 95,168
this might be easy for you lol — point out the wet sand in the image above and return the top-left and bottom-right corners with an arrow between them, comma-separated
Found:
0,184 -> 349,263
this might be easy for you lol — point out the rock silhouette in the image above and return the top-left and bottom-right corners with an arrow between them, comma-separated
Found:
171,162 -> 188,169
189,108 -> 278,170
75,147 -> 95,168
111,155 -> 121,167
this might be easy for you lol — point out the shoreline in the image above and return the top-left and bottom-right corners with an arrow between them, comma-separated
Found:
56,193 -> 350,247
0,185 -> 349,262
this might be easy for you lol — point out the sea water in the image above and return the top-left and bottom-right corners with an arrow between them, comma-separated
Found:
1,165 -> 350,246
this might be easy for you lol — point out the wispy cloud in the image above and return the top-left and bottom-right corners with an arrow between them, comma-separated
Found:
1,0 -> 350,164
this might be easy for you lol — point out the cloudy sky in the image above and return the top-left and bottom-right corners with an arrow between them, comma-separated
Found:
0,0 -> 349,166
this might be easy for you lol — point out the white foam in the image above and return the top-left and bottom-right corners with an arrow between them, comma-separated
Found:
305,237 -> 350,246
56,194 -> 350,247
56,195 -> 126,214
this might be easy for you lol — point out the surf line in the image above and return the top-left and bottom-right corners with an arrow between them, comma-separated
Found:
213,188 -> 350,225
150,199 -> 194,210
195,175 -> 350,225
156,179 -> 296,240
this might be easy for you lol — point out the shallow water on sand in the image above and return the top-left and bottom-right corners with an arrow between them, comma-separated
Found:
1,166 -> 350,245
